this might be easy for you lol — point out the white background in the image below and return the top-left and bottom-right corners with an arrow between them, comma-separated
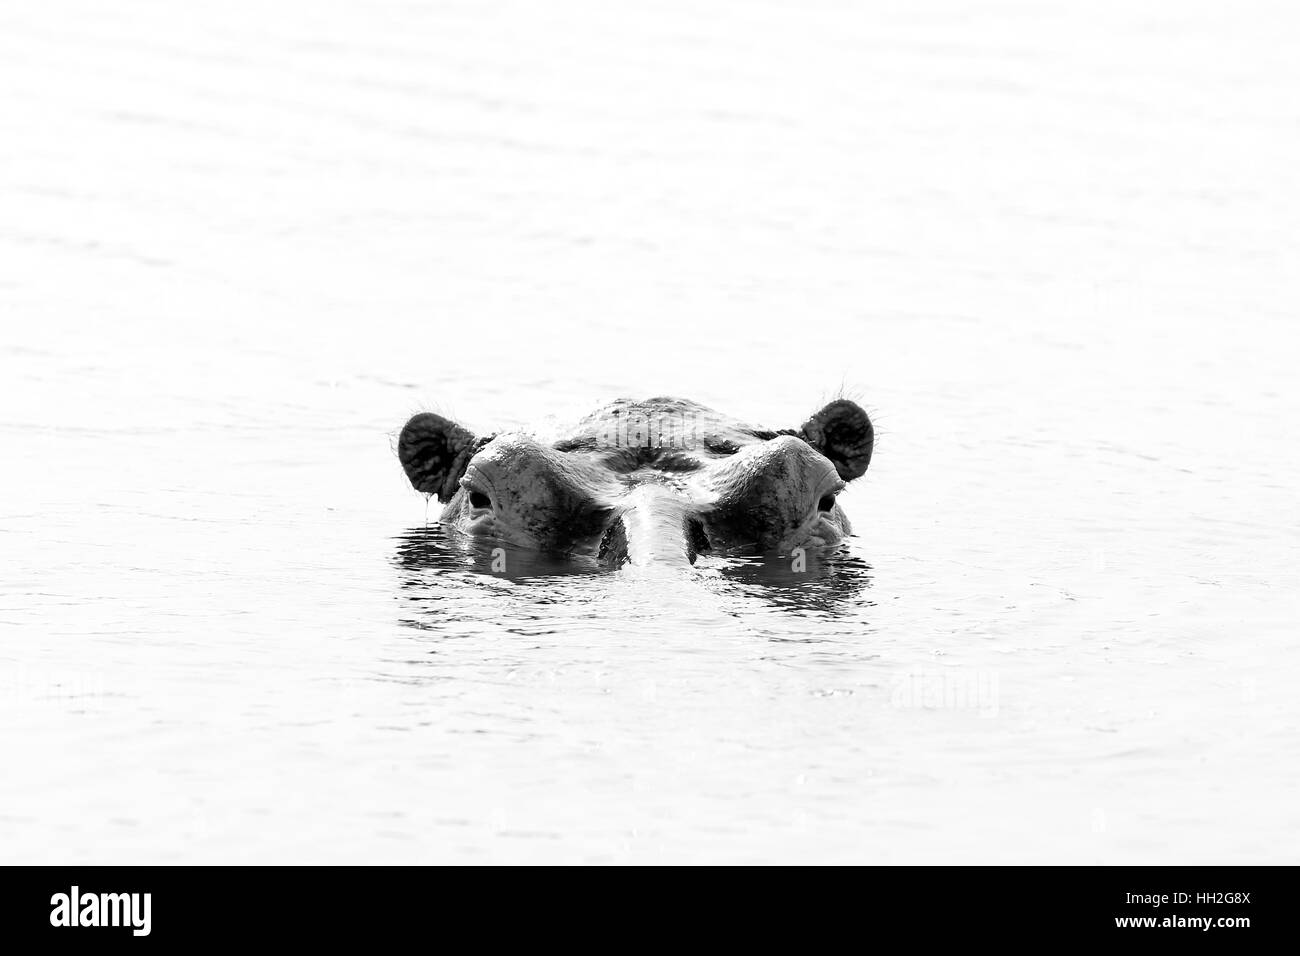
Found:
2,0 -> 1297,862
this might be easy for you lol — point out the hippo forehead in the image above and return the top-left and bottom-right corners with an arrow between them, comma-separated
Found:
534,397 -> 791,476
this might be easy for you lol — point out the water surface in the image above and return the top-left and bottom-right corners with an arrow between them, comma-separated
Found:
2,0 -> 1297,863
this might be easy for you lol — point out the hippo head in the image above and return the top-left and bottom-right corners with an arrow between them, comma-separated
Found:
398,397 -> 873,565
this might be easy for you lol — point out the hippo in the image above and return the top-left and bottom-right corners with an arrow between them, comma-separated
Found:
396,397 -> 873,566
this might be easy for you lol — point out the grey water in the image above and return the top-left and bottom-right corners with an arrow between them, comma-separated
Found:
2,0 -> 1298,863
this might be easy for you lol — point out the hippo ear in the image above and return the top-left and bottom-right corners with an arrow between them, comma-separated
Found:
798,399 -> 874,480
398,412 -> 480,502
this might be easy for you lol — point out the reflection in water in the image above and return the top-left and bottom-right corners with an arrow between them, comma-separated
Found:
394,524 -> 611,582
696,547 -> 874,619
392,524 -> 873,628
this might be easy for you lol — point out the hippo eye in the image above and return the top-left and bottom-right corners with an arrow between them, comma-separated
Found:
817,493 -> 837,513
468,490 -> 491,510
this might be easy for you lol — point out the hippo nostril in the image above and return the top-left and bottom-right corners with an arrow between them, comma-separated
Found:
597,518 -> 629,566
685,517 -> 711,564
468,490 -> 491,510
